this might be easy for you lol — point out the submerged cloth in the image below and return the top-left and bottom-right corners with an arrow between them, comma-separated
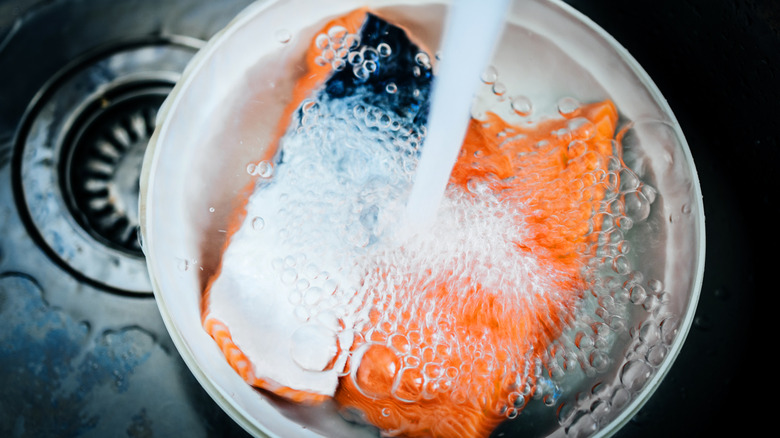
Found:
202,9 -> 619,438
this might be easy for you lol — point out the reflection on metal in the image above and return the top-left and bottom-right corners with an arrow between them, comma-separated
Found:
63,81 -> 170,257
0,0 -> 254,436
15,42 -> 195,294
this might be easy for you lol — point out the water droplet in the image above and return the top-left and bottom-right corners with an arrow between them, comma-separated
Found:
348,50 -> 364,65
331,58 -> 346,71
423,362 -> 443,380
646,344 -> 667,366
638,321 -> 660,345
480,65 -> 497,84
492,82 -> 506,96
256,160 -> 274,178
608,315 -> 627,332
619,168 -> 640,193
315,33 -> 330,50
293,306 -> 310,322
290,324 -> 338,371
641,184 -> 657,204
251,216 -> 265,231
612,255 -> 631,275
322,278 -> 338,295
301,100 -> 318,113
511,95 -> 532,116
617,215 -> 634,230
589,351 -> 609,372
557,97 -> 581,117
611,387 -> 630,411
568,140 -> 588,159
575,331 -> 594,350
629,284 -> 647,305
566,411 -> 597,438
208,207 -> 215,213
377,42 -> 392,57
557,402 -> 575,425
314,56 -> 328,67
281,268 -> 297,285
284,255 -> 296,267
353,64 -> 370,81
385,82 -> 398,94
344,34 -> 360,50
304,286 -> 324,306
640,296 -> 658,314
295,278 -> 310,291
647,278 -> 664,293
625,191 -> 650,221
178,259 -> 189,271
328,25 -> 348,43
275,28 -> 291,43
414,52 -> 431,69
322,48 -> 336,62
660,316 -> 680,345
620,360 -> 651,392
363,60 -> 377,73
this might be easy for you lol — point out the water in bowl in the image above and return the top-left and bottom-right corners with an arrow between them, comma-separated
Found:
151,1 -> 702,437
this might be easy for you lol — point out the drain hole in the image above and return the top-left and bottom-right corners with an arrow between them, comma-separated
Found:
61,81 -> 172,257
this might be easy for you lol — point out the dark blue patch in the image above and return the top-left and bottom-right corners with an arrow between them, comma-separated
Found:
322,13 -> 433,127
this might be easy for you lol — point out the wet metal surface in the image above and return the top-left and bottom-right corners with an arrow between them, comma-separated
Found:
0,0 -> 253,436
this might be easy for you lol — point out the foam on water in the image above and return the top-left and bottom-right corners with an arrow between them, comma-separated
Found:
204,10 -> 667,436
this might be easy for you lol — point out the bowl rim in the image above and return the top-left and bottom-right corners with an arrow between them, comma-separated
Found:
140,1 -> 284,436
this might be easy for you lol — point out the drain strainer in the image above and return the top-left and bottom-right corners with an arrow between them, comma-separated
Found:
14,39 -> 201,294
62,82 -> 169,256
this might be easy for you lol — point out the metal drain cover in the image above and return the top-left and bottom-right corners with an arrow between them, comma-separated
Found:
63,83 -> 168,256
14,40 -> 200,294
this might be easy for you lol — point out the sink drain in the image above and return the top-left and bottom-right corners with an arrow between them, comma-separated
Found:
14,39 -> 201,294
62,82 -> 169,256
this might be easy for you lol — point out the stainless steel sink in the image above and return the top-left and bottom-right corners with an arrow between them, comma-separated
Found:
0,1 -> 253,435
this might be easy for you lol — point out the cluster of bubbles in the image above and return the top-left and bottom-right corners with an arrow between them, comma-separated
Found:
246,159 -> 274,178
239,37 -> 675,434
479,64 -> 533,118
549,309 -> 681,438
341,188 -> 568,415
312,25 -> 397,84
236,90 -> 429,374
465,82 -> 673,434
425,61 -> 670,428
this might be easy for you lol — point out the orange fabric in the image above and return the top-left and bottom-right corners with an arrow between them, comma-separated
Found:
201,7 -> 370,403
334,102 -> 619,437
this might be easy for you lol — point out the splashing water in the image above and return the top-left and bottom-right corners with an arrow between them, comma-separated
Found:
404,0 -> 510,233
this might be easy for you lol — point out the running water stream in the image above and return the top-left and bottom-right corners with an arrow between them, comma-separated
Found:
404,0 -> 510,232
